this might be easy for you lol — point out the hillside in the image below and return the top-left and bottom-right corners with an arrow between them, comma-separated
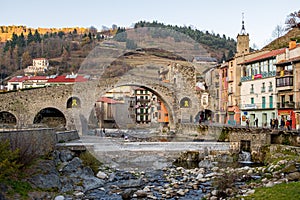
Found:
263,27 -> 300,50
0,23 -> 236,83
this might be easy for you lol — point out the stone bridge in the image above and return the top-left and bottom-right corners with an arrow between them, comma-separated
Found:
0,62 -> 212,134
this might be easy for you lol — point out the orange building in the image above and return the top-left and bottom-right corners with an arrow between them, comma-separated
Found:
157,100 -> 169,123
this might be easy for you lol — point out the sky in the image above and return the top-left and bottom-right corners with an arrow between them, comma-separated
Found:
2,0 -> 300,49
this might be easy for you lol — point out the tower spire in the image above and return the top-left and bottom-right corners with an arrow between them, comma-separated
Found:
240,12 -> 246,35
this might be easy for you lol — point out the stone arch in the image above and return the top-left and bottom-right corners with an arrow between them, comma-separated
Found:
0,111 -> 17,125
67,96 -> 81,108
33,107 -> 66,129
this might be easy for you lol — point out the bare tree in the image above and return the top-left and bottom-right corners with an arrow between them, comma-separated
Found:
272,25 -> 285,39
285,10 -> 300,30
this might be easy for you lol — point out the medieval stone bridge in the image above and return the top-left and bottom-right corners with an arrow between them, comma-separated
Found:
0,63 -> 213,134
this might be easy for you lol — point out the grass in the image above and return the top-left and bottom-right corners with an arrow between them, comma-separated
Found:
3,179 -> 32,199
244,182 -> 300,200
79,151 -> 102,174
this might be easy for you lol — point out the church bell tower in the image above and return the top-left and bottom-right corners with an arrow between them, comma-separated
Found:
236,13 -> 250,56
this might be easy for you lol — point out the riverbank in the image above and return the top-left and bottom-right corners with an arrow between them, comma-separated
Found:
1,144 -> 299,199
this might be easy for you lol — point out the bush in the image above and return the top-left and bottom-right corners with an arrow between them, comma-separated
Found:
79,151 -> 102,174
0,140 -> 22,180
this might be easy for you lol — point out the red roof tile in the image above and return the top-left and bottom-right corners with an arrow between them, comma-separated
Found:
241,48 -> 286,64
47,75 -> 87,83
97,97 -> 119,104
8,76 -> 48,82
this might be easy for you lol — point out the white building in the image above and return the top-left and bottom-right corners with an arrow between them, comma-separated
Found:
240,48 -> 285,127
24,58 -> 49,75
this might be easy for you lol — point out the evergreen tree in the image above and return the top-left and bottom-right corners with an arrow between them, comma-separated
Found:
27,30 -> 34,44
33,30 -> 41,43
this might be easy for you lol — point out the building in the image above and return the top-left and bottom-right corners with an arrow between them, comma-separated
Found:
7,74 -> 88,91
239,48 -> 284,127
24,58 -> 49,75
219,62 -> 229,124
134,87 -> 151,124
275,41 -> 300,129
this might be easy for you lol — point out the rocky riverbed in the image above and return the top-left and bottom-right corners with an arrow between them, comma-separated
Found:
2,145 -> 300,200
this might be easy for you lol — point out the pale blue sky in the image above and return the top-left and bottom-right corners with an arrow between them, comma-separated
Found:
2,0 -> 300,48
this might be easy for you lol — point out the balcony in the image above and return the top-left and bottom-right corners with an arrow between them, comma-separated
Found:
277,101 -> 295,109
250,88 -> 254,94
276,77 -> 293,91
261,87 -> 266,93
215,82 -> 219,88
276,70 -> 293,77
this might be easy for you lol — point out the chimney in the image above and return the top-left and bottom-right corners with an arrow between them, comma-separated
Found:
289,40 -> 296,49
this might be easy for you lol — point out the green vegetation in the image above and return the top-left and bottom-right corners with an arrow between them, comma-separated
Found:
244,182 -> 300,200
0,140 -> 33,199
79,151 -> 102,174
134,21 -> 237,61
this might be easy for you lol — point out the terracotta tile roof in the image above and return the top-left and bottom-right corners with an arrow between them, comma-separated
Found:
241,48 -> 286,64
97,97 -> 119,104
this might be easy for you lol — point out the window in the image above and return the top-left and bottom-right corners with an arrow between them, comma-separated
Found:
269,82 -> 273,91
250,84 -> 254,94
269,96 -> 273,108
251,97 -> 254,104
289,95 -> 294,102
262,96 -> 266,109
261,82 -> 265,92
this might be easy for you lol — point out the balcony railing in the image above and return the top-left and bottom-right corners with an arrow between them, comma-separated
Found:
268,86 -> 273,92
250,88 -> 254,94
261,87 -> 266,93
277,101 -> 295,109
276,70 -> 293,77
240,71 -> 276,82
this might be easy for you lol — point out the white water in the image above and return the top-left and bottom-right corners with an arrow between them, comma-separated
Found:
239,151 -> 252,164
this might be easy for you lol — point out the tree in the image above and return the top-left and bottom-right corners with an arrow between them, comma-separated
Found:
33,30 -> 41,43
272,25 -> 285,39
285,10 -> 300,30
27,29 -> 34,44
21,51 -> 32,68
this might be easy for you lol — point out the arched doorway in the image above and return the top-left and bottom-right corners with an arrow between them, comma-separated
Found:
33,107 -> 66,129
0,111 -> 17,126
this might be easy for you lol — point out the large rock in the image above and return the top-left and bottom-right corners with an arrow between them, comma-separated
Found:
62,157 -> 83,173
60,150 -> 75,162
286,172 -> 300,181
83,177 -> 105,192
30,173 -> 61,190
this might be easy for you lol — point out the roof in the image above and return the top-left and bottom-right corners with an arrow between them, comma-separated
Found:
47,75 -> 87,83
97,97 -> 119,104
8,75 -> 88,83
241,48 -> 286,64
8,76 -> 48,82
33,58 -> 48,60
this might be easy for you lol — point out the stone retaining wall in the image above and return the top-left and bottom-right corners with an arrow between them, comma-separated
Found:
0,128 -> 56,155
56,130 -> 79,143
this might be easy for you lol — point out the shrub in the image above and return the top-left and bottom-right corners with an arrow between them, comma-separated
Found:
0,140 -> 22,180
79,151 -> 102,174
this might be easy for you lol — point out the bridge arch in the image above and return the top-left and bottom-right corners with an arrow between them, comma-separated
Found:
0,111 -> 17,126
33,107 -> 66,129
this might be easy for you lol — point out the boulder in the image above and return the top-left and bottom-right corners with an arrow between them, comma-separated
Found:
83,177 -> 105,192
286,172 -> 300,181
62,157 -> 83,173
59,149 -> 74,162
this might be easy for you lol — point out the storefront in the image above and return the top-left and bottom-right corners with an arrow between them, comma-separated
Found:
278,109 -> 296,129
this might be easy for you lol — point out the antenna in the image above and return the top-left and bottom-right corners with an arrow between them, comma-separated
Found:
240,12 -> 247,35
